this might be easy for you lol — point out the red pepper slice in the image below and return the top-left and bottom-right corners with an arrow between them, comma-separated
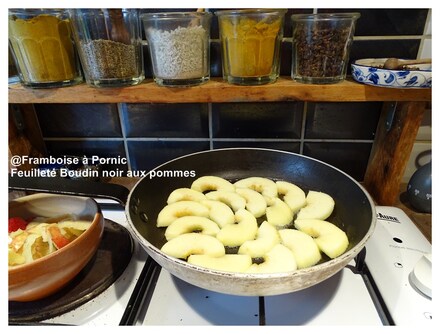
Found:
48,225 -> 70,249
8,217 -> 28,233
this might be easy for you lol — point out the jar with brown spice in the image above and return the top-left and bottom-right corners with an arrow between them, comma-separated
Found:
69,9 -> 144,87
291,13 -> 360,84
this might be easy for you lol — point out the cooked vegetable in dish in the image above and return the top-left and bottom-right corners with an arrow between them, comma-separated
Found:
8,215 -> 92,267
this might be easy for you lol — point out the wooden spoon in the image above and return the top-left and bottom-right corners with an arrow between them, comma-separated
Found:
188,8 -> 205,28
107,9 -> 131,45
383,57 -> 431,70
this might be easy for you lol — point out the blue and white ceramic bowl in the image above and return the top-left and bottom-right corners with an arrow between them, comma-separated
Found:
351,58 -> 432,88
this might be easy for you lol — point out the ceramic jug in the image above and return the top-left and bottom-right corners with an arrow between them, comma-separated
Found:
407,160 -> 431,213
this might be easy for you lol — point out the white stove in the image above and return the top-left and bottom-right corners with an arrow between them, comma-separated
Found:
11,204 -> 432,326
364,206 -> 432,325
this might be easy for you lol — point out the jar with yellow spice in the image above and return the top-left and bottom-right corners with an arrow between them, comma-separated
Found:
8,9 -> 83,88
216,9 -> 287,85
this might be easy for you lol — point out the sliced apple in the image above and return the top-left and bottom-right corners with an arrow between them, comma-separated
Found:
201,199 -> 235,228
279,229 -> 321,269
234,177 -> 278,199
167,188 -> 206,204
164,216 -> 220,241
157,201 -> 210,227
191,176 -> 235,193
238,221 -> 280,258
161,233 -> 225,260
296,190 -> 335,220
294,219 -> 349,259
266,197 -> 294,227
235,188 -> 267,218
188,254 -> 252,273
205,190 -> 246,212
247,244 -> 297,273
216,209 -> 258,247
276,181 -> 307,213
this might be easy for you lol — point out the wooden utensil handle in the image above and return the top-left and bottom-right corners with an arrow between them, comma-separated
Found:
107,9 -> 131,44
401,58 -> 431,65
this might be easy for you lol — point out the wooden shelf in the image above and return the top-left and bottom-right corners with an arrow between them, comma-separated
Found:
8,76 -> 432,207
8,77 -> 431,104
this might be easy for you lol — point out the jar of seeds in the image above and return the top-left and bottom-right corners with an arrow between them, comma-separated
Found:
141,12 -> 212,87
69,9 -> 144,87
291,13 -> 360,84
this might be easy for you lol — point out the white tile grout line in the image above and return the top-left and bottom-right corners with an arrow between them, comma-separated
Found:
42,137 -> 374,144
299,102 -> 308,155
208,102 -> 214,150
424,9 -> 432,35
417,8 -> 432,59
117,103 -> 132,171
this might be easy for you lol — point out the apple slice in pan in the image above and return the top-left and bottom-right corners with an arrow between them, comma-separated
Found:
294,219 -> 349,259
276,180 -> 306,213
191,175 -> 235,193
279,229 -> 321,269
188,254 -> 252,273
161,233 -> 225,260
238,221 -> 280,258
296,190 -> 335,220
164,216 -> 220,241
247,244 -> 297,273
234,177 -> 278,199
157,201 -> 210,227
216,209 -> 258,247
201,199 -> 235,228
205,190 -> 246,212
235,188 -> 267,218
266,197 -> 294,227
167,188 -> 206,204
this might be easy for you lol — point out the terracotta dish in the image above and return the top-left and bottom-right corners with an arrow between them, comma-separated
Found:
8,193 -> 104,302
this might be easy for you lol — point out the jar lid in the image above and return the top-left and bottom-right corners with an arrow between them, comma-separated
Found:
9,8 -> 67,16
141,11 -> 212,20
215,9 -> 287,16
291,13 -> 360,21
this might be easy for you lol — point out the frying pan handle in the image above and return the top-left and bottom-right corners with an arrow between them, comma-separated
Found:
8,176 -> 129,206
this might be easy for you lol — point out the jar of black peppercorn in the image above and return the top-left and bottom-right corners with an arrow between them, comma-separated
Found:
291,13 -> 360,84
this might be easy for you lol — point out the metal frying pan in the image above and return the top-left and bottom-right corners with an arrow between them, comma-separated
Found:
9,148 -> 376,296
125,148 -> 376,296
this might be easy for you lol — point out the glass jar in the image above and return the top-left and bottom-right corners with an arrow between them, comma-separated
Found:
8,9 -> 83,88
69,9 -> 144,87
141,12 -> 212,87
216,9 -> 287,85
291,13 -> 360,84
